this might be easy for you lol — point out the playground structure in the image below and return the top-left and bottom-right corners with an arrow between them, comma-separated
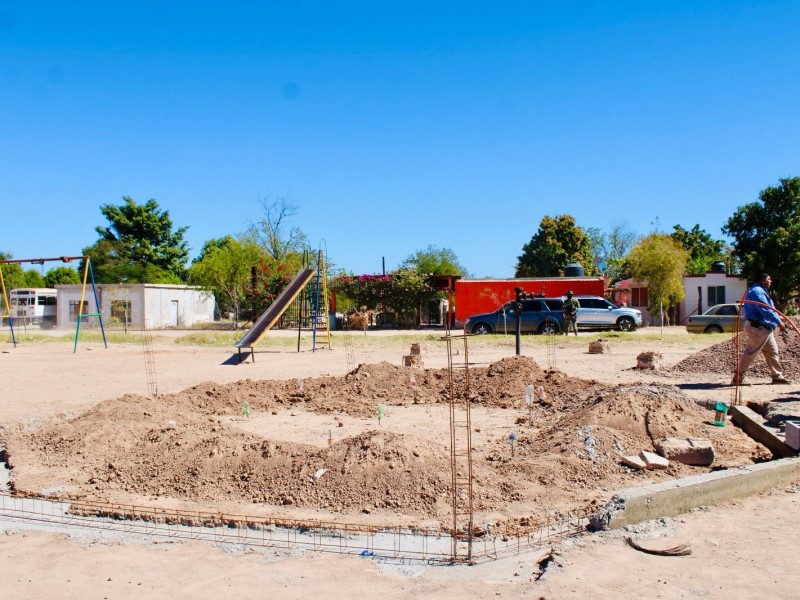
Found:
0,256 -> 107,351
234,250 -> 332,362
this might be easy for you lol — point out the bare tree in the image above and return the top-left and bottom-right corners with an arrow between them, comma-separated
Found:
248,195 -> 308,260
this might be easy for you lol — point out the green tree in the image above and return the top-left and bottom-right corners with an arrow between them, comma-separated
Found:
400,245 -> 470,276
44,266 -> 81,287
723,177 -> 800,306
82,197 -> 190,283
627,233 -> 688,325
671,225 -> 727,275
22,270 -> 45,288
516,215 -> 595,277
188,236 -> 263,328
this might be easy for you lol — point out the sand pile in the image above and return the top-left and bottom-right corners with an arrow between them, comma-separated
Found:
670,323 -> 800,380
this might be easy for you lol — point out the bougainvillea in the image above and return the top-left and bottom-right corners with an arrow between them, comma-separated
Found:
331,269 -> 433,326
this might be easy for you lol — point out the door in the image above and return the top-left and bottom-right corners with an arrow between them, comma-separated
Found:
170,300 -> 179,327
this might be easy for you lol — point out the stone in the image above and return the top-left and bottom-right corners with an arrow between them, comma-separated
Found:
656,437 -> 715,466
589,340 -> 609,354
639,450 -> 669,470
635,352 -> 662,370
620,455 -> 647,470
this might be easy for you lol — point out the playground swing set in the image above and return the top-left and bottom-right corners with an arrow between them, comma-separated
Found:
0,255 -> 107,351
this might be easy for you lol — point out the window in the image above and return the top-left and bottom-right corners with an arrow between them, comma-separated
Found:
630,287 -> 648,308
708,286 -> 726,306
68,300 -> 88,322
111,300 -> 132,325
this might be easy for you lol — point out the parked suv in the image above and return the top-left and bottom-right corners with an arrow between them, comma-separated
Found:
464,298 -> 565,335
575,296 -> 642,331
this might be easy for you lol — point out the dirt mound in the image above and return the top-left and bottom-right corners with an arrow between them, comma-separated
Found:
5,355 -> 769,531
670,328 -> 800,380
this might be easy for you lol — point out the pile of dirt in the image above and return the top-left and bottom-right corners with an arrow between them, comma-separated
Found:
670,328 -> 800,380
5,356 -> 769,533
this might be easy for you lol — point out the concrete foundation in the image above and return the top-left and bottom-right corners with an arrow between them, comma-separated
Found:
591,456 -> 800,530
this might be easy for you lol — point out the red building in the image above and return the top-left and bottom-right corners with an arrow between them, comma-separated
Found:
454,277 -> 606,325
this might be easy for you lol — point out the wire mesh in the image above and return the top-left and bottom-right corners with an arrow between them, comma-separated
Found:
0,490 -> 589,564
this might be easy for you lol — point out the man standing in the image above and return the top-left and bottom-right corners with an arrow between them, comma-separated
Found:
563,290 -> 579,336
733,273 -> 790,385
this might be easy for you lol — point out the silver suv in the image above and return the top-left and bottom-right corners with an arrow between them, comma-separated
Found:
575,295 -> 642,331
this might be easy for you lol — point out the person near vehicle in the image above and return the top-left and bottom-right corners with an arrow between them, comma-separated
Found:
563,290 -> 579,336
733,273 -> 790,385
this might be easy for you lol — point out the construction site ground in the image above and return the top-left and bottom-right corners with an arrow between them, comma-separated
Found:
1,326 -> 799,599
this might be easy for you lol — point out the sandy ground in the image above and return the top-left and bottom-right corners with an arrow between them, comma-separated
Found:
2,326 -> 799,598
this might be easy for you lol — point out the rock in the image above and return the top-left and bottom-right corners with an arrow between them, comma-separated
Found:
656,437 -> 715,466
620,455 -> 647,470
636,352 -> 662,370
639,450 -> 669,469
589,340 -> 609,354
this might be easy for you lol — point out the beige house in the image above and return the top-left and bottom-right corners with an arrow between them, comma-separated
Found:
55,283 -> 215,329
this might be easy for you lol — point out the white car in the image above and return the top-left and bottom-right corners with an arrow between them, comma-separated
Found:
575,296 -> 642,331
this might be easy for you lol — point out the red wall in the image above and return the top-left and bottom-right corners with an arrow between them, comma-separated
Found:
454,277 -> 606,324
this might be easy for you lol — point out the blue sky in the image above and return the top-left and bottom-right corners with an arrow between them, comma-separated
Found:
2,2 -> 799,278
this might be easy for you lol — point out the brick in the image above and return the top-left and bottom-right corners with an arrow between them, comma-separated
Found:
656,437 -> 715,466
786,421 -> 800,451
639,450 -> 669,470
621,455 -> 647,470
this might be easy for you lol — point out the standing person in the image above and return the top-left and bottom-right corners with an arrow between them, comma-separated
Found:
562,291 -> 579,336
733,273 -> 790,385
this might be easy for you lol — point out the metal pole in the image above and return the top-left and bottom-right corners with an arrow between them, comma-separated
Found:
514,287 -> 523,355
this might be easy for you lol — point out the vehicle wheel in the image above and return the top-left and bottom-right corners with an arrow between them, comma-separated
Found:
471,322 -> 492,334
704,324 -> 723,334
616,316 -> 635,331
538,321 -> 560,335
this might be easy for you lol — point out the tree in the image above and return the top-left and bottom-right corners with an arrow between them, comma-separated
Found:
626,233 -> 688,325
400,245 -> 470,276
248,196 -> 308,260
82,197 -> 190,283
671,225 -> 727,275
44,266 -> 81,287
22,270 -> 45,288
516,215 -> 595,277
723,177 -> 800,307
188,236 -> 263,328
586,222 -> 638,280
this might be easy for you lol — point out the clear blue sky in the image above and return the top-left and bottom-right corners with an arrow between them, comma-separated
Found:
2,2 -> 798,278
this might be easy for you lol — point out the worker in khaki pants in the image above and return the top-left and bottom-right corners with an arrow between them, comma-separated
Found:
733,273 -> 790,385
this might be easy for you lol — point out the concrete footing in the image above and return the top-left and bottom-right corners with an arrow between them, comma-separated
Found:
591,456 -> 800,530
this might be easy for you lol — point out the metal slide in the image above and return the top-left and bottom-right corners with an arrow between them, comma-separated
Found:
234,268 -> 315,356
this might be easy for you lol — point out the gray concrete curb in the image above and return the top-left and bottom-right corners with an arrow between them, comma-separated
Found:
590,456 -> 800,530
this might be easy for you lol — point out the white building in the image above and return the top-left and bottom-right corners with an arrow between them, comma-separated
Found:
612,262 -> 747,325
55,283 -> 215,329
680,265 -> 747,321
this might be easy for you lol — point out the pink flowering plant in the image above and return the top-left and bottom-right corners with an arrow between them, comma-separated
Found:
331,269 -> 433,326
